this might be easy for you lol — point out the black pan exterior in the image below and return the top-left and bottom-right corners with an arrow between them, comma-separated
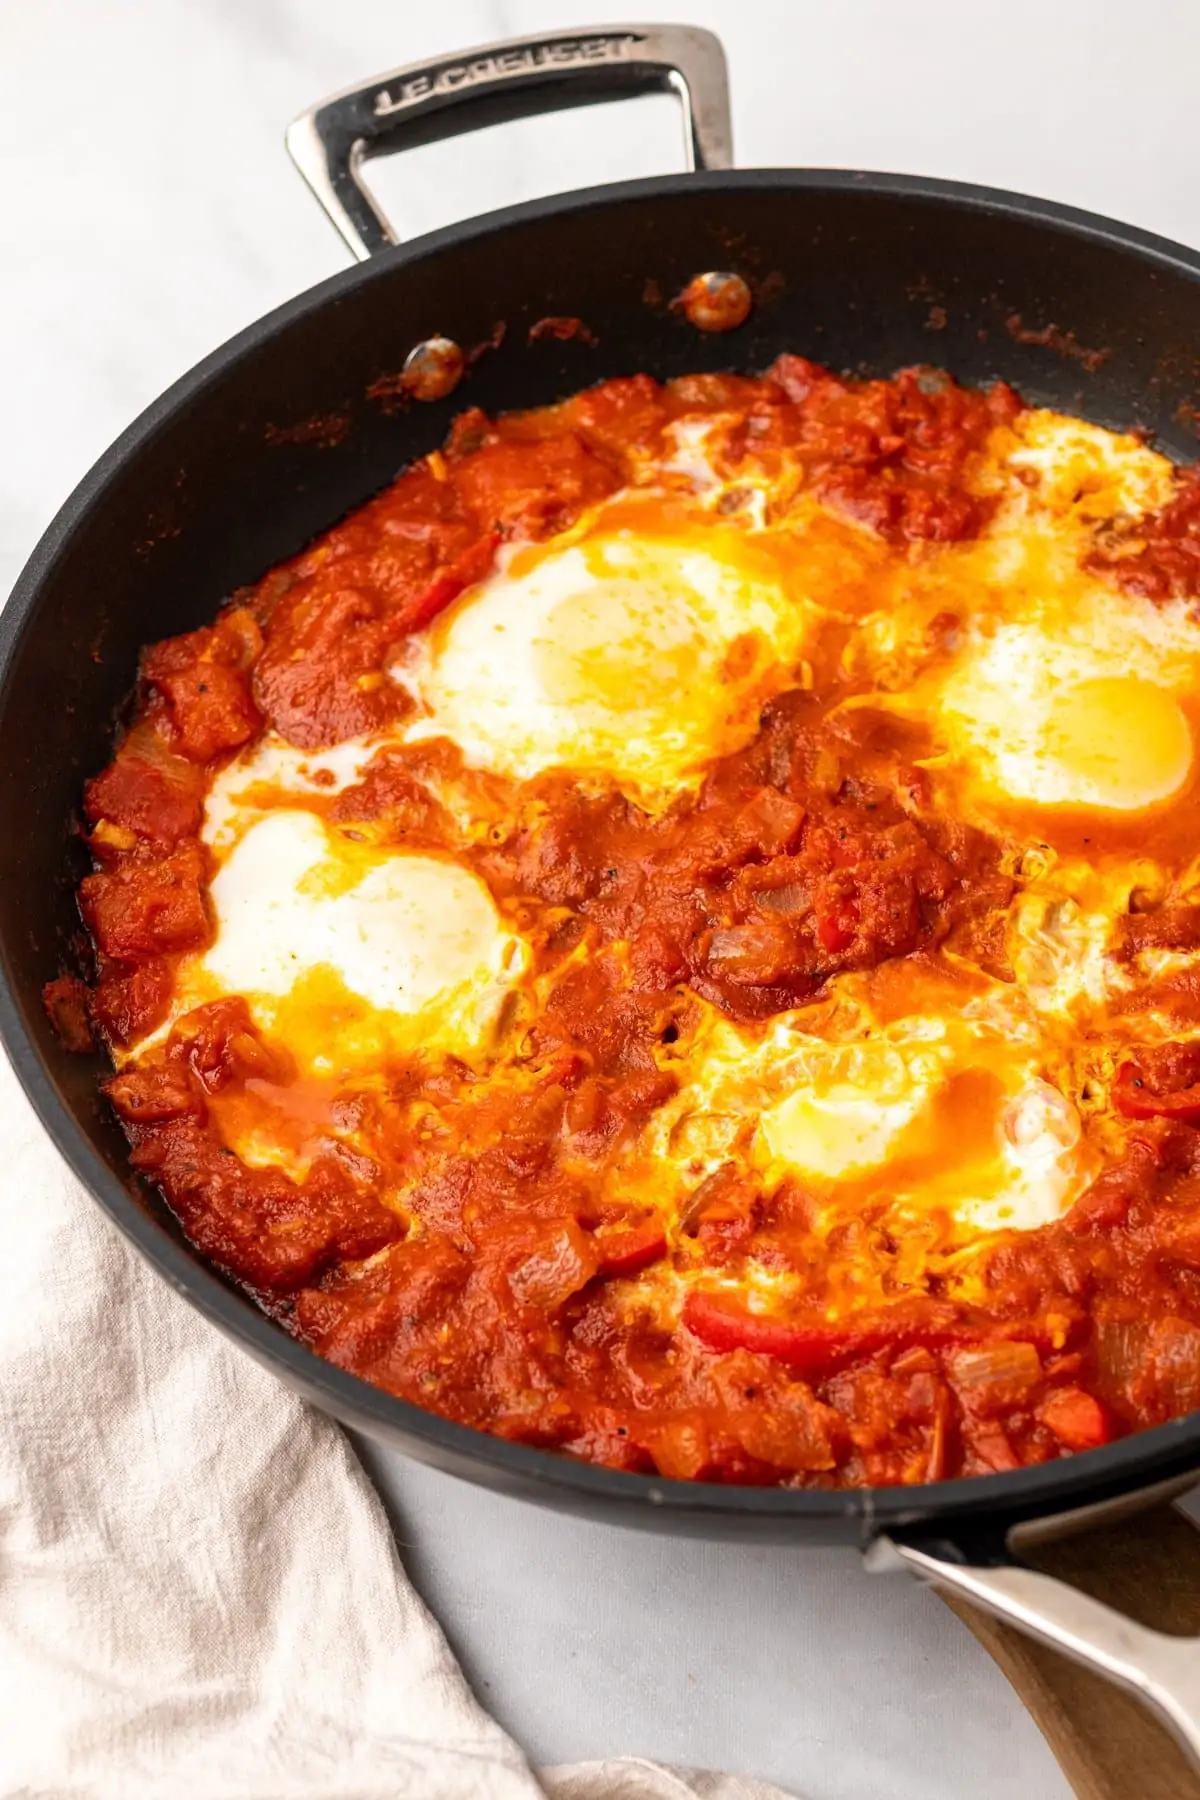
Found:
6,169 -> 1200,1543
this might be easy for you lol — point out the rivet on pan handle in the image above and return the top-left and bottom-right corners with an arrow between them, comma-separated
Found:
286,24 -> 734,263
868,1519 -> 1200,1770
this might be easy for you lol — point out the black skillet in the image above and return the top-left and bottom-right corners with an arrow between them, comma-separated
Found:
5,23 -> 1200,1756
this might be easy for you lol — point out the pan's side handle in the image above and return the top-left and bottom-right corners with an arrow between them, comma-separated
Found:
286,24 -> 733,263
870,1521 -> 1200,1773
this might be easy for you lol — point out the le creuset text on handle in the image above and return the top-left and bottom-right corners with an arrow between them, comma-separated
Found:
286,23 -> 734,261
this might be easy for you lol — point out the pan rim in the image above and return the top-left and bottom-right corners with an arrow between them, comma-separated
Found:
7,164 -> 1200,1534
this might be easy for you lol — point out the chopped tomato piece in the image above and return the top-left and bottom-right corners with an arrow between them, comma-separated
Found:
1039,1387 -> 1111,1452
814,902 -> 858,954
449,432 -> 618,536
253,585 -> 397,749
766,354 -> 839,405
968,1425 -> 1022,1473
84,728 -> 205,847
710,1349 -> 838,1473
592,1222 -> 667,1278
141,607 -> 263,761
648,1414 -> 715,1481
168,996 -> 292,1092
1113,1059 -> 1200,1124
567,373 -> 669,458
106,1062 -> 205,1124
507,1221 -> 598,1310
151,661 -> 260,762
89,959 -> 174,1048
81,843 -> 209,961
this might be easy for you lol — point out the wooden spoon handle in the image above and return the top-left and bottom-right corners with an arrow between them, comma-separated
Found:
941,1503 -> 1200,1800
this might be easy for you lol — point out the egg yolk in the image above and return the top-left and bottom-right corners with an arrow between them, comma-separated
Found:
757,1041 -> 1086,1235
758,1042 -> 944,1177
535,564 -> 710,711
938,635 -> 1196,818
1036,676 -> 1193,812
719,1002 -> 1090,1237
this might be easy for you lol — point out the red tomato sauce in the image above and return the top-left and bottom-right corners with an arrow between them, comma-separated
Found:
52,358 -> 1200,1489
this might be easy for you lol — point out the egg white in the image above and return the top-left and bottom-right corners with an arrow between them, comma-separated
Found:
1004,410 -> 1176,522
130,809 -> 525,1084
607,964 -> 1094,1247
203,733 -> 375,852
395,525 -> 813,805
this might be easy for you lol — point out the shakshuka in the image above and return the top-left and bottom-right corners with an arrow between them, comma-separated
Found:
49,357 -> 1200,1487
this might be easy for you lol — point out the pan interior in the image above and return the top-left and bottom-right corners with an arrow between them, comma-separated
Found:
6,170 -> 1200,1532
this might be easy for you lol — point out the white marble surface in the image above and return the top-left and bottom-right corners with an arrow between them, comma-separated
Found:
7,2 -> 1200,1794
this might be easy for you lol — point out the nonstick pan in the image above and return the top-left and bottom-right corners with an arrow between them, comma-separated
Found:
6,23 -> 1200,1760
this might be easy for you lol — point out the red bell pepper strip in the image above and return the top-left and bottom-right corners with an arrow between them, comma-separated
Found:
1113,1060 -> 1200,1124
813,898 -> 859,954
682,1291 -> 1048,1377
393,531 -> 499,636
593,1223 -> 668,1279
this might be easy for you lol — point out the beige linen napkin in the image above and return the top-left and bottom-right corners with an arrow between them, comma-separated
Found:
0,1051 -> 794,1800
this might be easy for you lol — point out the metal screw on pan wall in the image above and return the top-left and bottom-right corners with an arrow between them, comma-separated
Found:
677,270 -> 752,332
401,336 -> 466,400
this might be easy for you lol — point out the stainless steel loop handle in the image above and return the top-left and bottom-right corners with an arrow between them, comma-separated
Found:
872,1522 -> 1200,1770
286,24 -> 734,262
